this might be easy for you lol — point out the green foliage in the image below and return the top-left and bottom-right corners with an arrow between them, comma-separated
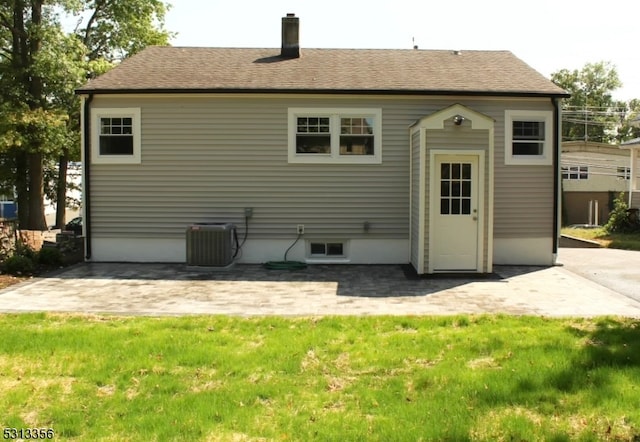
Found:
0,0 -> 173,229
2,254 -> 35,276
604,192 -> 639,233
37,247 -> 63,266
616,98 -> 640,142
552,62 -> 628,143
15,242 -> 39,263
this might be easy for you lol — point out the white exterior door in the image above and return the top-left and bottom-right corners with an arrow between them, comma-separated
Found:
432,155 -> 480,271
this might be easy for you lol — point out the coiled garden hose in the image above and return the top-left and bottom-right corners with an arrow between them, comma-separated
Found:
263,233 -> 307,270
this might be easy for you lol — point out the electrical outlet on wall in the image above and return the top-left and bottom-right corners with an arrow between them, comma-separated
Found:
244,207 -> 253,217
297,224 -> 304,235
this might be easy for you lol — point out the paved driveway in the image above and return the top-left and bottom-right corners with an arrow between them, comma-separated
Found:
1,262 -> 639,317
559,248 -> 640,303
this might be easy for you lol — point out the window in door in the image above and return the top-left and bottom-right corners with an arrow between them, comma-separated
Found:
440,162 -> 472,215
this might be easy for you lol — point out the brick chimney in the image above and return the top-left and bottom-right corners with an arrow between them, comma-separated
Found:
281,13 -> 300,58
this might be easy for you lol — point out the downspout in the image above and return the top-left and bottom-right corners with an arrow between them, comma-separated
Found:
552,97 -> 561,262
83,94 -> 94,259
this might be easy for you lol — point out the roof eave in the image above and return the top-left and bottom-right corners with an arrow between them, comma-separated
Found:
620,137 -> 640,149
75,87 -> 570,98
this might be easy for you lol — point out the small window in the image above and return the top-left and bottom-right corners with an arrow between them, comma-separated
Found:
288,108 -> 382,164
310,242 -> 344,256
91,108 -> 141,164
561,165 -> 588,180
617,167 -> 631,180
99,117 -> 134,155
504,110 -> 553,165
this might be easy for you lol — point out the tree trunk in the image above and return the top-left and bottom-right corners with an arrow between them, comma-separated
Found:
55,154 -> 69,228
15,150 -> 29,227
26,152 -> 47,231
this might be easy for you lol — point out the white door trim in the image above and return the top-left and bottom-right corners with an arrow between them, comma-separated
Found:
428,149 -> 485,273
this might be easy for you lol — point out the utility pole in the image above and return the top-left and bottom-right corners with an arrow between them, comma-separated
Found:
584,104 -> 588,142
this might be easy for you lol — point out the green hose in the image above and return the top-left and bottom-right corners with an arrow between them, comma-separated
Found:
263,233 -> 307,270
263,260 -> 307,270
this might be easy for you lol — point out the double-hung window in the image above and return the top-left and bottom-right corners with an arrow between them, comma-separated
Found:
288,108 -> 382,164
91,108 -> 141,164
504,110 -> 553,165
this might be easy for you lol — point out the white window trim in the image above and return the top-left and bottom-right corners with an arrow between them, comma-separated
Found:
91,108 -> 141,164
288,108 -> 382,164
504,110 -> 553,166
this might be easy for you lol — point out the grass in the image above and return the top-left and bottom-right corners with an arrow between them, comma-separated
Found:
1,314 -> 640,441
562,226 -> 640,251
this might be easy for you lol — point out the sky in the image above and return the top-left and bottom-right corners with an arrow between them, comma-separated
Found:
164,0 -> 640,101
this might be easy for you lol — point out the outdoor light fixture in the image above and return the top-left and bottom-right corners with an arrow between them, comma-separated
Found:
453,115 -> 465,126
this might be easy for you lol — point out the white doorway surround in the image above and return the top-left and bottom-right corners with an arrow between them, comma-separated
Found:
409,103 -> 494,274
430,154 -> 482,271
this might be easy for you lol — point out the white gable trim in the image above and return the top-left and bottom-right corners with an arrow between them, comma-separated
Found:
412,103 -> 495,131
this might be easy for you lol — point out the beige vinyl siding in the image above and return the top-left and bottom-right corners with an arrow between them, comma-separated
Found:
90,96 -> 412,240
493,100 -> 555,238
88,95 -> 556,248
632,192 -> 640,209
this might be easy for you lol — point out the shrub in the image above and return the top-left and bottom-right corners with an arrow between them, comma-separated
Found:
38,247 -> 63,267
3,255 -> 35,276
604,192 -> 639,233
15,242 -> 38,262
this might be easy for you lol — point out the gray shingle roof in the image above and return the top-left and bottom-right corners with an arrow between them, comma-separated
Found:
77,46 -> 568,96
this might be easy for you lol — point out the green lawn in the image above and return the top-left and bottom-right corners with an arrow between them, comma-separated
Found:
1,314 -> 640,441
562,227 -> 640,251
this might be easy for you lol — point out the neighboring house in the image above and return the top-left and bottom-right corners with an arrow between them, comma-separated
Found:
75,14 -> 568,274
561,141 -> 631,225
620,137 -> 640,209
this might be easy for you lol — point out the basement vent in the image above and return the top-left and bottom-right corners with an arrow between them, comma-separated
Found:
186,223 -> 236,267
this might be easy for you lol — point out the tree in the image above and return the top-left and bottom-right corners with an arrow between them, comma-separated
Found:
614,98 -> 640,143
0,0 -> 172,230
552,62 -> 624,144
49,0 -> 172,227
551,62 -> 640,144
0,1 -> 72,229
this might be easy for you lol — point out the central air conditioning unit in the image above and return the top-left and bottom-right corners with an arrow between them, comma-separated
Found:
186,223 -> 236,267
